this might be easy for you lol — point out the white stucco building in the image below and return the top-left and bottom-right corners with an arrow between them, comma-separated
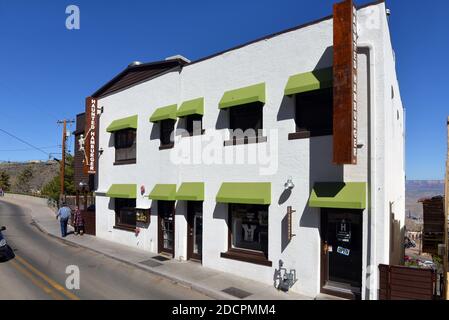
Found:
87,0 -> 405,300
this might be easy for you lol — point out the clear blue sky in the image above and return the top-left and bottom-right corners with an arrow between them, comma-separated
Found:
0,0 -> 448,180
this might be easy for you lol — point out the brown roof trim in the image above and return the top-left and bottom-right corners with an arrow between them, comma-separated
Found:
188,0 -> 385,66
91,59 -> 188,99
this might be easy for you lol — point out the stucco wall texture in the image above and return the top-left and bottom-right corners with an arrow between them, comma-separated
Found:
94,2 -> 404,299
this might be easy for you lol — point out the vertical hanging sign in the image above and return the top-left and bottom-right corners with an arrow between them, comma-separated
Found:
83,97 -> 97,174
333,0 -> 358,165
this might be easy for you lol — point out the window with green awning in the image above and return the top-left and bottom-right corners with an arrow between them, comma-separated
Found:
106,115 -> 138,132
219,83 -> 266,109
216,182 -> 271,205
308,182 -> 366,210
284,67 -> 333,96
175,182 -> 204,201
177,98 -> 204,118
148,184 -> 177,201
149,105 -> 177,123
106,184 -> 137,199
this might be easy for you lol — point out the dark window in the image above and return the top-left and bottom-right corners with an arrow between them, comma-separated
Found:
229,204 -> 269,257
115,198 -> 136,230
225,103 -> 265,145
185,114 -> 203,136
160,119 -> 175,148
114,129 -> 136,163
293,88 -> 333,138
230,104 -> 263,133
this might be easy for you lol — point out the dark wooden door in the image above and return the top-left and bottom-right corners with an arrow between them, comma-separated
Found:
321,209 -> 363,299
158,201 -> 175,257
187,201 -> 203,261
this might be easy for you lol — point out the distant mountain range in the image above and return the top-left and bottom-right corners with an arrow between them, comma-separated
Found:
406,180 -> 445,219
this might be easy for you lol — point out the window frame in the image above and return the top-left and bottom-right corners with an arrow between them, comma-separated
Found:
224,103 -> 267,146
220,203 -> 272,267
113,129 -> 137,165
159,119 -> 175,150
114,198 -> 136,232
183,114 -> 204,137
288,87 -> 333,140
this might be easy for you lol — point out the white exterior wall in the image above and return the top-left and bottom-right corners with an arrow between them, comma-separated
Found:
94,2 -> 404,299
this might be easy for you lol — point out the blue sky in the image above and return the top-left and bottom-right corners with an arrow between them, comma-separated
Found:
0,0 -> 448,180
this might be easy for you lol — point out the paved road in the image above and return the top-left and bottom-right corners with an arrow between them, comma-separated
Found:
0,200 -> 209,300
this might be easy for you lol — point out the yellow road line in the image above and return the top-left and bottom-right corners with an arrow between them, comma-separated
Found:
14,255 -> 80,300
10,260 -> 64,300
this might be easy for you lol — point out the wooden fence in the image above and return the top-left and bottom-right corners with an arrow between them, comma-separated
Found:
379,264 -> 438,300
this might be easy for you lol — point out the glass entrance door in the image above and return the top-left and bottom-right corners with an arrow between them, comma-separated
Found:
321,209 -> 363,299
158,201 -> 175,256
187,201 -> 203,261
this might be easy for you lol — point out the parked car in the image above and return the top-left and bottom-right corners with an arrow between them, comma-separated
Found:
420,260 -> 436,269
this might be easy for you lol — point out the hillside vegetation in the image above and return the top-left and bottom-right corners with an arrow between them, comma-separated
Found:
0,160 -> 59,194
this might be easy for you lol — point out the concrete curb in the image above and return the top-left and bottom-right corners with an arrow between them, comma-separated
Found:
30,218 -> 234,300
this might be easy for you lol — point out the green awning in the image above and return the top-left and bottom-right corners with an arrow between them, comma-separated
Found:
175,183 -> 204,201
150,104 -> 177,123
284,67 -> 333,96
148,184 -> 177,201
106,184 -> 137,199
177,98 -> 204,117
309,182 -> 366,209
219,83 -> 266,109
106,115 -> 138,132
216,182 -> 271,205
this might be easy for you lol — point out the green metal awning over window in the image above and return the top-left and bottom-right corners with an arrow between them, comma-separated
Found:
309,182 -> 367,210
284,67 -> 333,96
106,115 -> 138,132
149,104 -> 177,123
148,184 -> 177,201
177,98 -> 204,118
175,183 -> 204,201
106,184 -> 137,199
216,182 -> 271,205
219,83 -> 266,109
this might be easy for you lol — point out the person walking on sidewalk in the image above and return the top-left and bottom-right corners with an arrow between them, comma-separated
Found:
56,203 -> 71,238
73,206 -> 85,236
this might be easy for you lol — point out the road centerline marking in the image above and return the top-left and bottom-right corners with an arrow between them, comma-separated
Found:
10,260 -> 64,300
14,255 -> 81,300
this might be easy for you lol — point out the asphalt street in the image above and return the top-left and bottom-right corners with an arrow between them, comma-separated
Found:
0,200 -> 209,300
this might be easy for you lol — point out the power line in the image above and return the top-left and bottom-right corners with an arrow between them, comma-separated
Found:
0,145 -> 61,152
0,128 -> 53,157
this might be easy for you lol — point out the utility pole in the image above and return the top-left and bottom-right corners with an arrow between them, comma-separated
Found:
57,119 -> 74,203
445,116 -> 449,300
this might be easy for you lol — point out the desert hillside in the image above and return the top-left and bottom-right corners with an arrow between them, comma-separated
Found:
406,180 -> 445,220
0,160 -> 59,194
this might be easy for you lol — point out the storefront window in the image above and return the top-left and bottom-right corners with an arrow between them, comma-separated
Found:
115,198 -> 136,230
230,204 -> 268,256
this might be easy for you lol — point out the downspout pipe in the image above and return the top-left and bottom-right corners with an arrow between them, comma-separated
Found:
358,42 -> 377,300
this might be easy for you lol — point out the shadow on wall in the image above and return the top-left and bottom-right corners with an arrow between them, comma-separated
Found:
390,215 -> 405,266
108,134 -> 114,148
277,95 -> 295,122
215,109 -> 229,130
150,123 -> 159,141
315,46 -> 333,70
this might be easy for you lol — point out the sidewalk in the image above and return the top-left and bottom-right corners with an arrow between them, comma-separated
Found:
2,194 -> 313,300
